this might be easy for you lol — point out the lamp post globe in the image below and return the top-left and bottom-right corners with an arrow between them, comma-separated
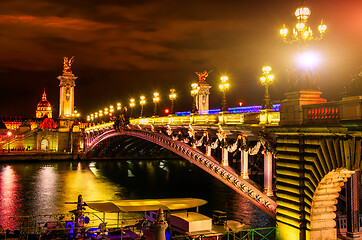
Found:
7,131 -> 11,153
191,83 -> 200,114
219,76 -> 229,112
260,66 -> 274,109
169,89 -> 177,114
140,96 -> 146,117
153,92 -> 160,116
129,98 -> 135,118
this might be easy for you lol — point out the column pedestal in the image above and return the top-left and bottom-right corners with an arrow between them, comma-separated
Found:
240,150 -> 249,179
264,151 -> 274,196
206,146 -> 212,156
221,148 -> 229,166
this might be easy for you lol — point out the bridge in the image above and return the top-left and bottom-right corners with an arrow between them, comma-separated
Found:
84,92 -> 362,240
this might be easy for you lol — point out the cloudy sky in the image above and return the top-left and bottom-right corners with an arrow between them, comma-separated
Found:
0,0 -> 361,117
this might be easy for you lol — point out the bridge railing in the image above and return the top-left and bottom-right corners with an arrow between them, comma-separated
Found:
302,102 -> 340,124
129,111 -> 280,126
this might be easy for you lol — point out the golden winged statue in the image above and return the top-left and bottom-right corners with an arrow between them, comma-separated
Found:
195,70 -> 210,83
63,56 -> 75,75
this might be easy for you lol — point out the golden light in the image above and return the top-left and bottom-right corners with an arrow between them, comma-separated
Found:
140,96 -> 146,105
7,131 -> 12,137
260,76 -> 266,84
260,65 -> 275,109
109,105 -> 114,113
262,66 -> 272,74
99,110 -> 103,117
95,112 -> 98,118
130,98 -> 136,107
169,89 -> 177,101
318,20 -> 327,34
153,92 -> 160,103
117,103 -> 121,110
295,6 -> 311,21
280,5 -> 326,43
191,83 -> 200,96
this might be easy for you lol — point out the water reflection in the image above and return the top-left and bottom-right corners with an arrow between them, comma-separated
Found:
0,159 -> 273,230
0,165 -> 20,230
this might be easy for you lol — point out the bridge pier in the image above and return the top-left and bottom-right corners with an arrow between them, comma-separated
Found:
240,150 -> 249,179
264,150 -> 274,196
346,170 -> 360,239
221,148 -> 229,166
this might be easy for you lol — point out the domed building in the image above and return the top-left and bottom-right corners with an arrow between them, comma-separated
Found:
36,90 -> 52,118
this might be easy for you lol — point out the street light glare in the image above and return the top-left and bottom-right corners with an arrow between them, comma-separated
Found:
297,51 -> 320,69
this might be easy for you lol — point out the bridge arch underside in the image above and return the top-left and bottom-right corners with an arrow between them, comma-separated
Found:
86,130 -> 277,217
274,129 -> 362,240
87,135 -> 178,159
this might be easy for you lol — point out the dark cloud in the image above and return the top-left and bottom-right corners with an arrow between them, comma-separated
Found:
0,0 -> 361,117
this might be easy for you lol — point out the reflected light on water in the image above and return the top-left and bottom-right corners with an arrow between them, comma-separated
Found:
61,163 -> 122,213
0,165 -> 20,230
34,166 -> 59,215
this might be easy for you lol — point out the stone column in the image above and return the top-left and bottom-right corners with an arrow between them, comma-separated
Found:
206,145 -> 212,156
221,148 -> 229,166
346,170 -> 360,239
264,150 -> 273,196
154,209 -> 168,240
240,150 -> 249,179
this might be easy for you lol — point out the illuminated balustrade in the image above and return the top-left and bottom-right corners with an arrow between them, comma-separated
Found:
303,102 -> 339,124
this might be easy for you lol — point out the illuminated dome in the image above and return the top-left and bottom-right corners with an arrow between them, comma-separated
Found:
36,90 -> 53,118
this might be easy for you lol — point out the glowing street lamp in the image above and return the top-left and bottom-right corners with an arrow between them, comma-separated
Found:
7,131 -> 12,153
219,76 -> 230,112
153,92 -> 160,116
129,98 -> 135,118
191,83 -> 200,114
140,96 -> 146,117
116,103 -> 121,111
280,5 -> 327,45
260,66 -> 275,109
169,88 -> 177,114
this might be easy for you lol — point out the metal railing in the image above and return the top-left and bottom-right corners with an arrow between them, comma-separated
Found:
170,226 -> 277,240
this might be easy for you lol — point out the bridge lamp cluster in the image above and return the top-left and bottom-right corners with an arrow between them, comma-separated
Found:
153,92 -> 160,116
219,76 -> 230,112
280,5 -> 327,44
191,83 -> 200,114
117,103 -> 121,110
129,98 -> 136,117
140,96 -> 146,117
169,88 -> 177,114
72,110 -> 80,118
260,66 -> 275,109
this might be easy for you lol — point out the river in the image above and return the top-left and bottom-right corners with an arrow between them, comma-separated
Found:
0,159 -> 274,231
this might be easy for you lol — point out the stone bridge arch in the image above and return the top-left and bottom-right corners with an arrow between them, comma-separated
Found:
85,128 -> 277,217
274,129 -> 362,240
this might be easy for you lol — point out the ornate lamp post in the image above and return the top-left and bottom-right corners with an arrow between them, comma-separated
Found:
280,5 -> 327,91
129,98 -> 135,118
109,105 -> 114,118
169,89 -> 177,114
7,131 -> 11,153
140,96 -> 146,117
153,92 -> 160,116
280,5 -> 327,45
191,83 -> 200,114
219,76 -> 230,112
260,66 -> 275,109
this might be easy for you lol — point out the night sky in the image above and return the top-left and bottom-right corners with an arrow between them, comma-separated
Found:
0,0 -> 361,118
